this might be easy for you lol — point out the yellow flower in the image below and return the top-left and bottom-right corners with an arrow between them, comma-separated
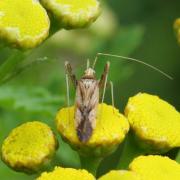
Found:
36,166 -> 95,180
98,170 -> 141,180
129,155 -> 180,180
41,0 -> 101,29
174,18 -> 180,45
125,93 -> 180,152
1,121 -> 58,173
56,103 -> 129,156
0,0 -> 50,49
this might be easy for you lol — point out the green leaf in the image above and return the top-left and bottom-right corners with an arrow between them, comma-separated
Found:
95,25 -> 145,84
0,161 -> 35,180
0,50 -> 27,84
0,85 -> 64,116
116,133 -> 146,169
109,25 -> 145,55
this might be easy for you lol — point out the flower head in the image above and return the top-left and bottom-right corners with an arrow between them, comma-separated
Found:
0,0 -> 50,49
1,121 -> 58,173
56,103 -> 129,156
125,93 -> 180,152
99,170 -> 141,180
174,18 -> 180,45
129,155 -> 180,180
36,166 -> 95,180
41,0 -> 101,29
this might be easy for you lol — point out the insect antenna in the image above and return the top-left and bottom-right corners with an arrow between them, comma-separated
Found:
64,62 -> 70,107
92,55 -> 98,69
97,52 -> 173,80
101,71 -> 108,103
110,81 -> 115,113
86,59 -> 90,69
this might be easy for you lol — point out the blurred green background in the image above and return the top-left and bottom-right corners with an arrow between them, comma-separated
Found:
0,0 -> 180,179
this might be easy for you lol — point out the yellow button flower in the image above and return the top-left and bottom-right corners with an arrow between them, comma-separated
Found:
41,0 -> 101,29
129,155 -> 180,180
0,0 -> 50,49
1,121 -> 58,173
125,93 -> 180,152
174,18 -> 180,45
98,170 -> 141,180
36,166 -> 95,180
56,103 -> 129,156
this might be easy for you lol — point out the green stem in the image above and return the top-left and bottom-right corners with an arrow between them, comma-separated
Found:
0,50 -> 27,84
116,133 -> 146,169
176,149 -> 180,163
49,15 -> 62,36
79,155 -> 103,176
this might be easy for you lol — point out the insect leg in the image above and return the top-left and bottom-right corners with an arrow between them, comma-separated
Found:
64,61 -> 77,88
99,61 -> 110,103
65,61 -> 77,107
65,71 -> 70,107
110,81 -> 115,113
64,61 -> 77,122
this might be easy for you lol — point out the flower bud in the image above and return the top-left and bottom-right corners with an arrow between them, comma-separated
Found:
174,18 -> 180,45
56,103 -> 129,157
36,166 -> 95,180
1,121 -> 58,173
0,0 -> 50,49
129,155 -> 180,180
125,93 -> 180,153
41,0 -> 101,29
99,170 -> 141,180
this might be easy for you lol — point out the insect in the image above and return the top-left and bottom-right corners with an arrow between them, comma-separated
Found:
65,57 -> 111,142
65,53 -> 173,143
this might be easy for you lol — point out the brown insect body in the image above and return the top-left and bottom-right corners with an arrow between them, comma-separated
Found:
65,52 -> 171,143
75,68 -> 99,142
65,61 -> 110,143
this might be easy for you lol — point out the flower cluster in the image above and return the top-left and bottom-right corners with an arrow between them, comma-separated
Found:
0,0 -> 101,49
1,1 -> 179,179
1,92 -> 180,178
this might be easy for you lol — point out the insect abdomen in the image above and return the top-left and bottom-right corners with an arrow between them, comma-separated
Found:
77,107 -> 93,142
75,79 -> 99,142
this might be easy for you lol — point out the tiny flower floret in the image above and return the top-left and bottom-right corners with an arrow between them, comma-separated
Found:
36,166 -> 95,180
98,170 -> 141,180
0,0 -> 50,49
125,93 -> 180,151
41,0 -> 101,29
129,155 -> 180,180
1,121 -> 57,172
